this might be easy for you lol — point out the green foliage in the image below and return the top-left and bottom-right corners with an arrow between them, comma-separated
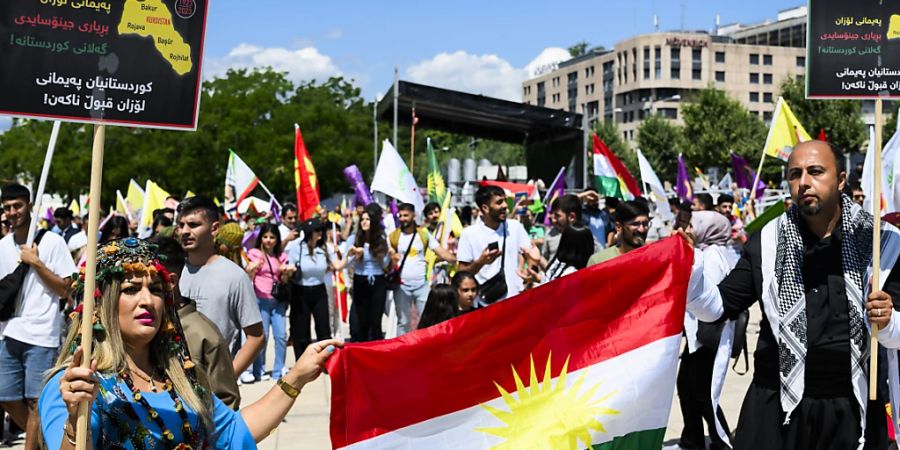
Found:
779,76 -> 866,152
886,102 -> 899,144
681,86 -> 770,177
592,120 -> 639,176
0,68 -> 377,206
637,114 -> 683,182
568,41 -> 589,58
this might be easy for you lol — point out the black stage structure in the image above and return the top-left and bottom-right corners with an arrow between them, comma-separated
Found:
377,81 -> 586,188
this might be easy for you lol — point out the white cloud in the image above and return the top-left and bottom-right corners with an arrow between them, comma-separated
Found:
524,47 -> 572,79
204,43 -> 341,84
405,48 -> 570,102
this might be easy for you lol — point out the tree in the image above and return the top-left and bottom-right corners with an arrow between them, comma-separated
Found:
779,76 -> 866,153
568,41 -> 590,58
681,86 -> 769,177
592,120 -> 639,176
637,114 -> 683,182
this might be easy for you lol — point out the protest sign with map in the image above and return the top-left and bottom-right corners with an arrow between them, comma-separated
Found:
807,0 -> 900,99
0,0 -> 208,130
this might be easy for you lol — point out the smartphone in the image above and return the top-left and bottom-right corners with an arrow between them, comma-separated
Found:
487,241 -> 499,252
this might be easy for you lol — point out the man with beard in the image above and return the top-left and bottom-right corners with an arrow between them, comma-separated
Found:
458,186 -> 540,306
687,140 -> 900,449
388,203 -> 455,335
587,199 -> 650,266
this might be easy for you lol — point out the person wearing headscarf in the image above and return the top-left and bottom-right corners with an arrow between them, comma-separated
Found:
676,210 -> 737,450
686,141 -> 900,449
38,238 -> 341,449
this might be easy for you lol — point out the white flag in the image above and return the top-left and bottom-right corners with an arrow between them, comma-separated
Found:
636,149 -> 673,220
371,140 -> 424,212
718,173 -> 733,191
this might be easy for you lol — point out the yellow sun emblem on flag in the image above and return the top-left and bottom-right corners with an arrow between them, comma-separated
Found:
476,353 -> 619,450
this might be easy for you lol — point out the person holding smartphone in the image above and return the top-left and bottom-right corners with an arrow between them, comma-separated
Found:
457,186 -> 540,306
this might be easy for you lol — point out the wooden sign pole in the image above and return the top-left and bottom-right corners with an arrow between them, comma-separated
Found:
870,98 -> 883,401
75,124 -> 106,450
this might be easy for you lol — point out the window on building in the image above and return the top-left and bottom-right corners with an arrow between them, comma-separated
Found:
692,48 -> 702,80
643,46 -> 650,60
670,47 -> 681,79
750,92 -> 759,102
585,84 -> 595,95
750,73 -> 760,84
715,71 -> 725,82
750,53 -> 759,65
796,56 -> 805,68
715,51 -> 725,63
763,54 -> 773,65
633,48 -> 638,81
536,82 -> 545,106
659,108 -> 678,119
763,92 -> 773,102
763,73 -> 773,84
763,111 -> 773,121
655,46 -> 662,79
585,66 -> 595,77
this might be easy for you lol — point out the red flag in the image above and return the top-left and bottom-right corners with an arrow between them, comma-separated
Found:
294,124 -> 320,220
818,128 -> 827,142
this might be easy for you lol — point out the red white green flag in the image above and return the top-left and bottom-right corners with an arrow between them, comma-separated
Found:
327,237 -> 692,449
592,134 -> 640,201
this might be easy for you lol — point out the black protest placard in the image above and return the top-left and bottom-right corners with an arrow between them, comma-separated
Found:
807,0 -> 900,99
0,0 -> 207,130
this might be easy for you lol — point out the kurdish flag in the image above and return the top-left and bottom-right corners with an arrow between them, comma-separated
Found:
328,237 -> 692,449
592,134 -> 640,200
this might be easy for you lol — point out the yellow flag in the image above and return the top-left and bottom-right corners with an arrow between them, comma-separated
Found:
140,180 -> 171,228
116,190 -> 129,216
184,190 -> 196,199
69,198 -> 80,216
126,179 -> 145,213
763,97 -> 812,161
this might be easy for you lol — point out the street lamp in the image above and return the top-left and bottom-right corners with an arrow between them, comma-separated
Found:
643,94 -> 681,116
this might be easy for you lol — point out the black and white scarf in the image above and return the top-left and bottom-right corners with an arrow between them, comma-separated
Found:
774,194 -> 872,421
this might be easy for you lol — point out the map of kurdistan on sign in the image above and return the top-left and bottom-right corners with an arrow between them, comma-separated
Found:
118,0 -> 193,75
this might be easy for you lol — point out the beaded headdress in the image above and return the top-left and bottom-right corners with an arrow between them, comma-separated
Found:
69,237 -> 200,378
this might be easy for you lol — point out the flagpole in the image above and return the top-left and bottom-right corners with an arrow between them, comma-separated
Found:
373,96 -> 378,171
76,124 -> 106,450
410,104 -> 416,173
750,152 -> 766,212
26,120 -> 61,247
392,67 -> 398,149
870,97 -> 884,401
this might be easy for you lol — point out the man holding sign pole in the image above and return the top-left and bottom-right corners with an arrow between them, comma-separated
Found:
687,141 -> 900,449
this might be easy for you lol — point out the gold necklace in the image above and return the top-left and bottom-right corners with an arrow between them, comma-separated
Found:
129,367 -> 159,392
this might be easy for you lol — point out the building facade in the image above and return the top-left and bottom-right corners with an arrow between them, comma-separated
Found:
522,7 -> 808,146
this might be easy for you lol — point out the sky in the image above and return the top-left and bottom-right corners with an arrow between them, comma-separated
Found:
0,0 -> 803,132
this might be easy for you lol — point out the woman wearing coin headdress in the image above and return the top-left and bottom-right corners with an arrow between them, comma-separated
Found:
38,237 -> 341,449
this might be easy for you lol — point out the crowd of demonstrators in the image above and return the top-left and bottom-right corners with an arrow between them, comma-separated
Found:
11,137 -> 900,449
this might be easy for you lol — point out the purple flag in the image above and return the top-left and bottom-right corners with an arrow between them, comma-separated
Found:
269,198 -> 282,223
676,154 -> 693,202
389,198 -> 400,228
343,165 -> 374,207
730,153 -> 766,199
541,167 -> 566,225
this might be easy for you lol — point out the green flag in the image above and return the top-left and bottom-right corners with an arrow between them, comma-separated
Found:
744,201 -> 786,234
427,138 -> 446,204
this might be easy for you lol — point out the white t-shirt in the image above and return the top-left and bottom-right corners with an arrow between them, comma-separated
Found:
392,229 -> 440,288
457,219 -> 532,301
0,230 -> 77,348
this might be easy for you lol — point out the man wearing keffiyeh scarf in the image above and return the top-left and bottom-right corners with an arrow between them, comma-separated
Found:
686,140 -> 900,450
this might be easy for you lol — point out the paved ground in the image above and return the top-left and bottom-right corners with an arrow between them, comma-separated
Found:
3,308 -> 762,449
